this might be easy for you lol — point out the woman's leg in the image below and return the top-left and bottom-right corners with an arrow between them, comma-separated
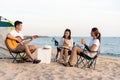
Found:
69,46 -> 83,65
64,49 -> 69,63
59,48 -> 64,60
59,48 -> 66,63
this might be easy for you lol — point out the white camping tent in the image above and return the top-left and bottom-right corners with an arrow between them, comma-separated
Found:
0,16 -> 14,58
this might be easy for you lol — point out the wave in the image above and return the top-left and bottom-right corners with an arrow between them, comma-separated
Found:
101,53 -> 120,57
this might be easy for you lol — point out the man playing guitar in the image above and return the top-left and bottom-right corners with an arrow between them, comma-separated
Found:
6,21 -> 41,64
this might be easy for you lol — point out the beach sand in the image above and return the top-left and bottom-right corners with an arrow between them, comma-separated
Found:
0,49 -> 120,80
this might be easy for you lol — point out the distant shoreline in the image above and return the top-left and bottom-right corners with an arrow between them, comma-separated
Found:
24,36 -> 120,38
24,35 -> 50,39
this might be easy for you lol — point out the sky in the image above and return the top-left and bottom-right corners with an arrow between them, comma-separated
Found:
0,0 -> 120,37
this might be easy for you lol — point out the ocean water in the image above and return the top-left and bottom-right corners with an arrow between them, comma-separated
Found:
30,37 -> 120,58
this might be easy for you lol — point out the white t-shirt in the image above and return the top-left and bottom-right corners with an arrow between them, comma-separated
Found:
89,39 -> 100,51
59,38 -> 73,50
10,30 -> 24,39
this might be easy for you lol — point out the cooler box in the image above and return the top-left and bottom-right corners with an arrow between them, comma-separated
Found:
36,47 -> 52,64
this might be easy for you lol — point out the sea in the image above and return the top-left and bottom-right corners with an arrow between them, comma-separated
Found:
30,37 -> 120,58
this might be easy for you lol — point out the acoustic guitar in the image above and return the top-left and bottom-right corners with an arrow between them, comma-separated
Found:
5,35 -> 38,50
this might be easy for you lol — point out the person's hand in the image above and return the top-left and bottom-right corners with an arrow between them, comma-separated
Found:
15,37 -> 21,43
31,35 -> 38,40
63,39 -> 69,46
80,38 -> 86,45
64,39 -> 67,43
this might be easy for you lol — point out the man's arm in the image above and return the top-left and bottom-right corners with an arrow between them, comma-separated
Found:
80,39 -> 97,52
7,33 -> 19,42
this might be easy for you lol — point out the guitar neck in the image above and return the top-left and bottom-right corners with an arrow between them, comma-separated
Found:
22,38 -> 32,44
22,37 -> 38,44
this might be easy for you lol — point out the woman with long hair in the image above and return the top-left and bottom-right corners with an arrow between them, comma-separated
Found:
59,29 -> 73,64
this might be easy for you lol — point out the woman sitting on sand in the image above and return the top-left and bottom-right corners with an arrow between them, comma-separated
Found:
65,27 -> 101,67
58,29 -> 73,64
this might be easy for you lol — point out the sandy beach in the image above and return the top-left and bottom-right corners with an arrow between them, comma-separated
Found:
0,49 -> 120,80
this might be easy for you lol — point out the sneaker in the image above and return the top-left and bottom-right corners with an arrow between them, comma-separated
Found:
33,59 -> 41,64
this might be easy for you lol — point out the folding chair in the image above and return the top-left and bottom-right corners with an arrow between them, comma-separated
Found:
5,40 -> 25,63
53,39 -> 60,61
8,49 -> 25,63
76,47 -> 100,69
52,38 -> 75,62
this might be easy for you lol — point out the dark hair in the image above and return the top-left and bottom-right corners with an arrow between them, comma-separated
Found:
14,20 -> 22,28
92,27 -> 101,42
63,29 -> 71,39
